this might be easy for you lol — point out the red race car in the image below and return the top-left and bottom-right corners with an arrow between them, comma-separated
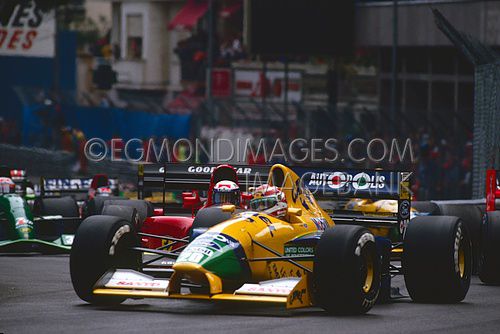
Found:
138,163 -> 269,249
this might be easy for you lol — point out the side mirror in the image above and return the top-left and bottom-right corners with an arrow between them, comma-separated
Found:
287,207 -> 302,217
221,204 -> 236,213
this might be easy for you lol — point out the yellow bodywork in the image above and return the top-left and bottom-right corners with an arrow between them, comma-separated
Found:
94,164 -> 332,309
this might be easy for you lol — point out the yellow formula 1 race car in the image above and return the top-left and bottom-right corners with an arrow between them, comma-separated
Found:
69,164 -> 472,314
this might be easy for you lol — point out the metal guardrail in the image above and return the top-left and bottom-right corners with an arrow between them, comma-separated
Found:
0,143 -> 137,183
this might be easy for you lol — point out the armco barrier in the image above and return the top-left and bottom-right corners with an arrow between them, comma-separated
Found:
0,144 -> 137,183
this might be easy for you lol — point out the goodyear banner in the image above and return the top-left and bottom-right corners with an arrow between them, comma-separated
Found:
0,1 -> 55,58
295,168 -> 404,199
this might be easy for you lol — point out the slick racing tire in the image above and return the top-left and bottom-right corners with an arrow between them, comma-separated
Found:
34,196 -> 79,217
70,215 -> 140,305
403,216 -> 472,303
189,206 -> 233,237
102,205 -> 141,231
437,204 -> 482,272
104,200 -> 154,229
411,201 -> 440,215
313,225 -> 380,314
479,212 -> 500,285
83,196 -> 125,217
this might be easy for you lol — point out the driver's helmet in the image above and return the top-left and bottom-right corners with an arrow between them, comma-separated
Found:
212,180 -> 241,206
249,184 -> 287,218
96,186 -> 112,196
25,187 -> 35,200
0,177 -> 15,194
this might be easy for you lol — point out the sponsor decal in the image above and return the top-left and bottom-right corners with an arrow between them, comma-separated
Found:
61,234 -> 74,246
177,232 -> 240,263
311,217 -> 329,231
289,288 -> 307,305
186,166 -> 252,174
399,200 -> 410,220
284,245 -> 314,256
355,233 -> 375,256
307,172 -> 386,190
42,178 -> 117,191
15,217 -> 33,229
108,225 -> 130,256
104,270 -> 169,291
0,1 -> 55,57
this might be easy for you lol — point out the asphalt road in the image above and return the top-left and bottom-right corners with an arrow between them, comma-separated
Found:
1,255 -> 500,334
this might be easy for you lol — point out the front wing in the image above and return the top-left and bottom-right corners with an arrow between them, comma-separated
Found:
0,236 -> 73,254
93,269 -> 312,309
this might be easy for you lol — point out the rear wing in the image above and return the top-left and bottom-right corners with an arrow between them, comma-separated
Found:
9,169 -> 32,195
38,177 -> 119,197
294,168 -> 412,229
0,167 -> 31,194
486,169 -> 500,212
137,163 -> 271,199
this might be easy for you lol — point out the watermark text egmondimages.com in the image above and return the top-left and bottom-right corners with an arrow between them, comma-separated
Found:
84,137 -> 415,165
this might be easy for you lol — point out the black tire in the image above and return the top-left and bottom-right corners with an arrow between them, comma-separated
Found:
412,201 -> 440,215
437,204 -> 482,272
313,225 -> 380,314
403,216 -> 472,303
479,211 -> 500,285
190,206 -> 233,233
34,196 -> 79,217
70,215 -> 140,305
102,205 -> 141,230
83,196 -> 125,217
104,200 -> 153,229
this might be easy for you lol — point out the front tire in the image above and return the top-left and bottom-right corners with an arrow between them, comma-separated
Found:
403,216 -> 472,303
70,215 -> 140,305
313,225 -> 380,314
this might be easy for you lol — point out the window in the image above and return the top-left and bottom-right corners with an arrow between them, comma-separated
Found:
126,14 -> 143,60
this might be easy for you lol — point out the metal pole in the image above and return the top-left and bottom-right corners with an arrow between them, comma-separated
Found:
262,60 -> 268,138
283,59 -> 289,143
206,0 -> 215,125
390,0 -> 398,134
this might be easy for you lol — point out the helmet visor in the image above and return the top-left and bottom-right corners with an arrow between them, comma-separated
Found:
249,196 -> 278,211
213,191 -> 240,205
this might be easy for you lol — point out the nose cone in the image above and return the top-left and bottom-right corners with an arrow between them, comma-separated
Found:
175,232 -> 249,280
15,217 -> 34,239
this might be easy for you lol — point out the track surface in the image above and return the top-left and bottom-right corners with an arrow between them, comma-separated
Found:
1,255 -> 500,334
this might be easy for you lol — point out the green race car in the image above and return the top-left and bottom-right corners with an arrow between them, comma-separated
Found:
0,176 -> 80,253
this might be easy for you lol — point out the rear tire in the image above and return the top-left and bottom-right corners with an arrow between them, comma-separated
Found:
436,204 -> 482,272
313,225 -> 380,314
83,196 -> 125,217
403,216 -> 472,303
102,204 -> 141,231
70,215 -> 140,305
34,196 -> 79,217
189,206 -> 233,236
412,201 -> 440,215
103,199 -> 153,230
479,212 -> 500,285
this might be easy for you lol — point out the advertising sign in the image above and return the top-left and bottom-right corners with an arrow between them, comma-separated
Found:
211,68 -> 232,98
234,69 -> 302,102
0,1 -> 55,58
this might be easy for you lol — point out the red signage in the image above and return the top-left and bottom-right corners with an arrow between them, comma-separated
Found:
211,68 -> 232,98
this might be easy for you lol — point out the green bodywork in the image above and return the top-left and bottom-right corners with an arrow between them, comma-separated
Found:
176,232 -> 247,280
0,194 -> 73,253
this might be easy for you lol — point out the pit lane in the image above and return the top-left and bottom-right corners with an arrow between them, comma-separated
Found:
1,255 -> 500,333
